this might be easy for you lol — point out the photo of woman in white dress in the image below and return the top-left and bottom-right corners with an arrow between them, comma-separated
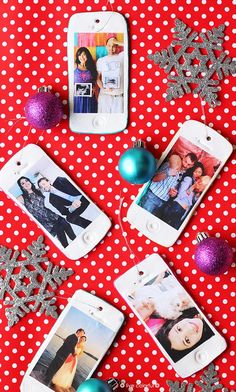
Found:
30,306 -> 116,391
52,336 -> 87,391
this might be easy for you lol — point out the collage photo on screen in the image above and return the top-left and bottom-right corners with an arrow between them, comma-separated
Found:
73,32 -> 124,114
137,136 -> 221,230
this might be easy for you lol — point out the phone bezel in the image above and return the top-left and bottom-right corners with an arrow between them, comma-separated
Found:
0,144 -> 111,260
127,120 -> 233,247
67,11 -> 129,134
114,254 -> 227,378
20,289 -> 124,392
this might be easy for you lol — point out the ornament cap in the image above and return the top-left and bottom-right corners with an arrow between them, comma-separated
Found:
38,86 -> 50,93
107,378 -> 119,391
197,232 -> 209,243
133,139 -> 145,149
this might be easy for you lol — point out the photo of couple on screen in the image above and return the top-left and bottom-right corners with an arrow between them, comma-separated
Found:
30,306 -> 115,391
73,33 -> 124,114
9,157 -> 100,248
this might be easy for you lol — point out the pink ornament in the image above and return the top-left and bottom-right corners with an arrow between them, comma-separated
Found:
195,232 -> 234,275
25,86 -> 64,130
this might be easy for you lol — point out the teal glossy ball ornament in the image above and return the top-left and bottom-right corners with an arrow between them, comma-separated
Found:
77,379 -> 111,392
118,140 -> 156,184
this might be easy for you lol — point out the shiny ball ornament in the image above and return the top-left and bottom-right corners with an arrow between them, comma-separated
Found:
25,86 -> 64,130
195,232 -> 234,275
77,378 -> 112,392
118,140 -> 156,184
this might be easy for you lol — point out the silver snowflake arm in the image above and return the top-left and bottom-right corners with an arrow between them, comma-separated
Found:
195,363 -> 223,391
26,235 -> 47,257
148,18 -> 200,102
194,78 -> 220,107
200,25 -> 225,53
4,292 -> 58,327
0,247 -> 20,299
173,19 -> 192,40
148,19 -> 198,74
166,77 -> 192,101
38,295 -> 58,318
34,262 -> 74,292
166,381 -> 194,392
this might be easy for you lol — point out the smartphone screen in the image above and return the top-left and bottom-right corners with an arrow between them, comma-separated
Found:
127,268 -> 215,363
7,153 -> 101,249
73,33 -> 124,114
136,135 -> 221,230
29,305 -> 117,389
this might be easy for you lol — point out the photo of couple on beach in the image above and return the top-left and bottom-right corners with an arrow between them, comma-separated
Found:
73,32 -> 124,114
9,156 -> 100,248
138,136 -> 221,230
129,269 -> 214,362
30,306 -> 116,391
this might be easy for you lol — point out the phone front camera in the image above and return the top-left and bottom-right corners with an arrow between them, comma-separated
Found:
95,19 -> 100,23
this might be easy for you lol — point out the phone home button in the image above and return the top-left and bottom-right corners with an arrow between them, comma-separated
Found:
93,116 -> 106,129
83,231 -> 96,244
146,220 -> 160,233
195,350 -> 209,365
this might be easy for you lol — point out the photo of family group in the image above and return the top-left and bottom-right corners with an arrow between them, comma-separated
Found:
137,136 -> 221,230
9,156 -> 100,248
73,32 -> 124,114
129,269 -> 214,362
30,306 -> 116,391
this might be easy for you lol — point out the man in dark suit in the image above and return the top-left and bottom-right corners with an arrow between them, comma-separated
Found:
38,177 -> 92,229
44,328 -> 85,385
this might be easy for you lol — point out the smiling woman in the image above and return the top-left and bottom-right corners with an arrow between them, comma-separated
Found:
168,316 -> 204,350
74,46 -> 98,113
156,308 -> 214,362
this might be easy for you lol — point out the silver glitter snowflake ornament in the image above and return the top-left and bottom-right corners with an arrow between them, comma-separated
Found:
167,363 -> 235,392
148,19 -> 236,107
0,236 -> 74,327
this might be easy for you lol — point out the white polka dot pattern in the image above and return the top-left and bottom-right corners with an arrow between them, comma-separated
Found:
0,0 -> 236,390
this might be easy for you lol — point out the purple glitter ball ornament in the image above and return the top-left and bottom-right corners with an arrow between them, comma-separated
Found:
195,232 -> 234,275
25,86 -> 64,130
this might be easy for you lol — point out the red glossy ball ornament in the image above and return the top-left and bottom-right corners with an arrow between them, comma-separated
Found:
195,232 -> 234,275
25,86 -> 64,130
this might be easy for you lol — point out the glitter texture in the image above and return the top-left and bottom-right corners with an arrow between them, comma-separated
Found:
195,237 -> 233,275
148,19 -> 236,107
25,91 -> 64,130
0,236 -> 74,327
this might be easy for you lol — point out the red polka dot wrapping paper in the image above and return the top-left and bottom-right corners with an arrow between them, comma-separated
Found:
0,0 -> 235,390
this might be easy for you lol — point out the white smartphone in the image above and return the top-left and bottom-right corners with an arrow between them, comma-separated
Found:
115,254 -> 227,378
20,289 -> 124,392
0,144 -> 111,260
68,11 -> 129,134
127,120 -> 233,247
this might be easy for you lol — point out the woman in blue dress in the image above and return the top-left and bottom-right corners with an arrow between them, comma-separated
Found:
74,47 -> 98,113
